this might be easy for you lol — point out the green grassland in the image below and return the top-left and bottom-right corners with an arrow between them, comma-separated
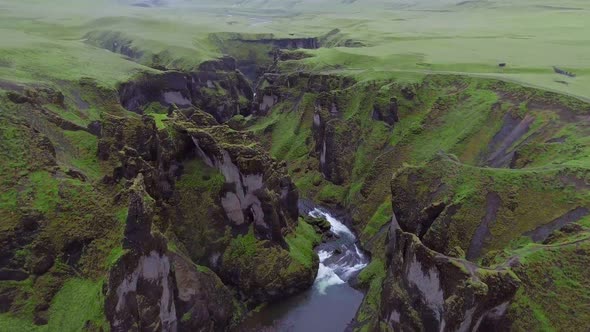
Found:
1,0 -> 590,99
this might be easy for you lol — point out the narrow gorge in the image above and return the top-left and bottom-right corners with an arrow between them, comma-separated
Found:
1,3 -> 590,330
241,205 -> 368,331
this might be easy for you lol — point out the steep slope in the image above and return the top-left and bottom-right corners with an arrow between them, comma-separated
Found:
0,58 -> 321,330
244,59 -> 590,330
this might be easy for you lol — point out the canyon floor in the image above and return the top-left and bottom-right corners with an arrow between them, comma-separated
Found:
0,0 -> 589,331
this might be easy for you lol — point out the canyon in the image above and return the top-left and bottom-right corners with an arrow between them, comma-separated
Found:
1,1 -> 590,331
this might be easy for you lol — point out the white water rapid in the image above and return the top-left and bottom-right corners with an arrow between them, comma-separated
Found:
310,208 -> 368,295
240,206 -> 369,332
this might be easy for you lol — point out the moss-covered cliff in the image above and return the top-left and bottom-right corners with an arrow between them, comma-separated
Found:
243,65 -> 590,331
0,60 -> 321,331
1,26 -> 590,331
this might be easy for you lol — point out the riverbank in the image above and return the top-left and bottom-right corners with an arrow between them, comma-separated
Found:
239,204 -> 369,331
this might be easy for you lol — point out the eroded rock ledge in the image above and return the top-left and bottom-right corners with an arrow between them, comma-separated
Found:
189,128 -> 299,244
119,57 -> 253,123
105,175 -> 234,332
379,216 -> 519,331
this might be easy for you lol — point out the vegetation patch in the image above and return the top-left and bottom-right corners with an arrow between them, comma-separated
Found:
47,279 -> 108,331
361,200 -> 392,240
285,219 -> 321,268
62,130 -> 102,180
354,258 -> 387,328
508,239 -> 590,331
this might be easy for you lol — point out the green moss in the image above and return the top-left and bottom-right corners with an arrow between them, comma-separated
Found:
0,278 -> 107,332
196,264 -> 213,274
176,159 -> 225,193
508,239 -> 590,331
223,229 -> 258,263
181,311 -> 191,322
174,158 -> 228,262
357,259 -> 386,286
47,279 -> 108,331
317,183 -> 347,204
151,113 -> 169,129
362,200 -> 392,240
13,248 -> 31,262
0,117 -> 29,181
449,260 -> 471,274
285,219 -> 321,268
220,224 -> 317,300
106,247 -> 126,267
0,315 -> 42,332
115,207 -> 128,224
293,170 -> 323,195
394,155 -> 587,257
409,88 -> 499,163
62,130 -> 102,180
510,289 -> 556,332
266,95 -> 315,161
579,216 -> 590,228
355,259 -> 387,325
0,189 -> 18,212
143,102 -> 169,129
28,171 -> 59,214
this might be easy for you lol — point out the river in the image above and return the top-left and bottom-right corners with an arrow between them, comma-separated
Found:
239,207 -> 369,331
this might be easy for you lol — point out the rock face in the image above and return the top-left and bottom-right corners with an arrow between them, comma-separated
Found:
106,250 -> 177,332
314,104 -> 355,185
188,123 -> 299,243
95,102 -> 315,310
372,97 -> 399,126
367,148 -> 590,330
105,175 -> 176,331
105,175 -> 234,332
96,111 -> 188,211
481,113 -> 535,168
166,115 -> 317,304
119,57 -> 253,123
379,216 -> 519,331
254,72 -> 357,184
244,37 -> 320,50
98,68 -> 315,308
389,155 -> 590,259
171,252 -> 234,332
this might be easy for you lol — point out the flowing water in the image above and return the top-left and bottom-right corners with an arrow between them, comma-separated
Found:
240,207 -> 369,332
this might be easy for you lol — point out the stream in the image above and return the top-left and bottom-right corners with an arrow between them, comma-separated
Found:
240,206 -> 369,331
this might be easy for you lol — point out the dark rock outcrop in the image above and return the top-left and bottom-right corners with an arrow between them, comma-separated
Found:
481,113 -> 535,168
372,97 -> 399,126
187,123 -> 299,244
6,86 -> 65,108
379,216 -> 520,331
98,93 -> 314,307
105,175 -> 178,332
105,175 -> 235,332
171,253 -> 234,331
312,92 -> 357,185
164,113 -> 317,304
119,57 -> 253,123
230,36 -> 320,52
